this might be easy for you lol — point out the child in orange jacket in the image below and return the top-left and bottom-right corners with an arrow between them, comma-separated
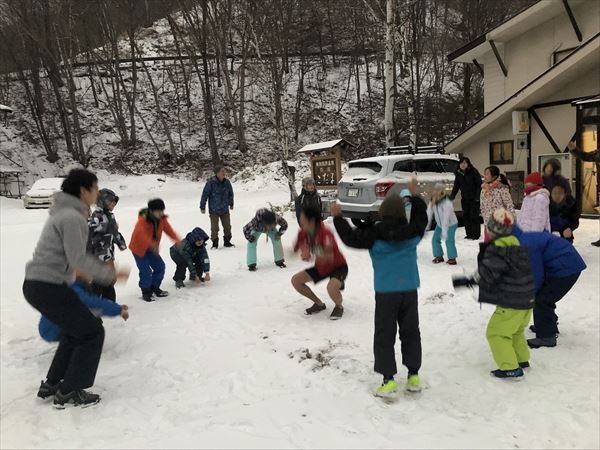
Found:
129,198 -> 181,301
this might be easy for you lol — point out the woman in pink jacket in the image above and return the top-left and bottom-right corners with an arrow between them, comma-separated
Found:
517,172 -> 551,232
480,166 -> 515,242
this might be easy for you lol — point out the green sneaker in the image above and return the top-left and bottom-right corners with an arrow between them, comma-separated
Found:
375,380 -> 399,398
406,374 -> 421,393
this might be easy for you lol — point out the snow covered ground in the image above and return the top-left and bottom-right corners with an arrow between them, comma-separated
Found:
1,174 -> 599,449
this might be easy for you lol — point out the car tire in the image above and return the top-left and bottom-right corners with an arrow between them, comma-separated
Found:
351,218 -> 374,229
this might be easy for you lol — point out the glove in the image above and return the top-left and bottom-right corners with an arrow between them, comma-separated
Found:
452,275 -> 477,289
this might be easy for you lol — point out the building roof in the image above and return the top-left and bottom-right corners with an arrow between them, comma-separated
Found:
445,32 -> 600,153
297,139 -> 356,154
448,0 -> 588,63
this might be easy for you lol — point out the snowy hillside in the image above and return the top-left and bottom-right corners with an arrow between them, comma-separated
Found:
1,173 -> 599,449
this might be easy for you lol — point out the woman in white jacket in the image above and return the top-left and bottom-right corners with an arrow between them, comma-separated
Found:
427,183 -> 459,265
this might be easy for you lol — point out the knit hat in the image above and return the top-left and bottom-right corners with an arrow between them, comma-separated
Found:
399,188 -> 411,198
379,193 -> 406,219
148,198 -> 166,211
302,177 -> 316,187
486,208 -> 515,237
525,171 -> 543,186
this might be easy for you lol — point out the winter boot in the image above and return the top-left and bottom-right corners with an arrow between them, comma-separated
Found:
405,374 -> 422,393
527,336 -> 557,349
329,306 -> 344,320
248,264 -> 257,272
375,379 -> 398,398
432,256 -> 444,264
37,380 -> 61,399
490,368 -> 524,380
223,237 -> 234,248
211,239 -> 219,249
141,288 -> 155,302
519,361 -> 530,369
175,280 -> 185,289
591,239 -> 600,247
53,389 -> 100,409
275,260 -> 287,268
152,287 -> 169,297
446,258 -> 457,265
305,302 -> 326,315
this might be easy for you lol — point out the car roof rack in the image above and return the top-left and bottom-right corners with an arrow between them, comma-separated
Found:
383,145 -> 444,155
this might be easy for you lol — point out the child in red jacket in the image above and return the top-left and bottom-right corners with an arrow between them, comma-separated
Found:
129,198 -> 181,301
291,206 -> 348,320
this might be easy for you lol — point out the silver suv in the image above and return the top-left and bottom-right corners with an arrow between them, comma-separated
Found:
337,149 -> 460,227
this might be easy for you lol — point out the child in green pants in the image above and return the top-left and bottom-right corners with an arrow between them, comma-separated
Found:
455,208 -> 536,379
242,208 -> 288,271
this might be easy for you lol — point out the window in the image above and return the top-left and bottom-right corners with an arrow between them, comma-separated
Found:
438,159 -> 459,174
346,161 -> 382,175
414,159 -> 443,173
392,160 -> 414,172
489,140 -> 514,165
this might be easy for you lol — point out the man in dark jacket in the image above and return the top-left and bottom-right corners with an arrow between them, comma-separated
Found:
450,156 -> 482,240
200,165 -> 234,249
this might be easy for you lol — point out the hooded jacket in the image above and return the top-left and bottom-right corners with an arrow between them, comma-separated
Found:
170,227 -> 211,277
511,226 -> 586,292
87,205 -> 127,262
476,236 -> 535,309
129,208 -> 180,257
200,176 -> 234,215
426,195 -> 458,240
517,188 -> 551,232
25,192 -> 114,285
243,209 -> 288,242
480,180 -> 515,224
451,166 -> 482,201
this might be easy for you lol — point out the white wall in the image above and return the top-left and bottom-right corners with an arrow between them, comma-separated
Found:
482,1 -> 600,112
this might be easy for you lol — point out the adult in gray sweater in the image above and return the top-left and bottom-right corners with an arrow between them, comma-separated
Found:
23,169 -> 126,408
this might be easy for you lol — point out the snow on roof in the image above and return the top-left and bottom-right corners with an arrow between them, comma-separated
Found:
0,165 -> 22,173
0,104 -> 13,113
297,139 -> 355,153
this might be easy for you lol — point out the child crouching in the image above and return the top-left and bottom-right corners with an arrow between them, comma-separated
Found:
454,208 -> 535,380
170,227 -> 211,288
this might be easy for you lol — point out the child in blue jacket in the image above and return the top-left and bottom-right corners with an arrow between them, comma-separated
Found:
511,225 -> 586,348
39,279 -> 129,342
332,192 -> 428,397
170,227 -> 211,288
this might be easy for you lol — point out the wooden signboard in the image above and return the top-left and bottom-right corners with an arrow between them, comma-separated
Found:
310,148 -> 342,189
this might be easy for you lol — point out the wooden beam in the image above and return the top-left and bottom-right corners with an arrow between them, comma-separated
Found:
489,40 -> 508,77
472,58 -> 484,76
529,108 -> 562,153
563,0 -> 583,42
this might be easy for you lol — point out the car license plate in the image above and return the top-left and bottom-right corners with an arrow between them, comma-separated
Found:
347,188 -> 359,197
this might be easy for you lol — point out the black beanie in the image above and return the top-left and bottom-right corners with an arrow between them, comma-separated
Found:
148,198 -> 166,211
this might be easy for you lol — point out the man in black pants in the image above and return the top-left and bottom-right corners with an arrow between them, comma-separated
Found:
23,169 -> 127,408
450,156 -> 482,240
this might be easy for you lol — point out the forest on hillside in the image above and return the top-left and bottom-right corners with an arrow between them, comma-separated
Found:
0,0 -> 535,181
